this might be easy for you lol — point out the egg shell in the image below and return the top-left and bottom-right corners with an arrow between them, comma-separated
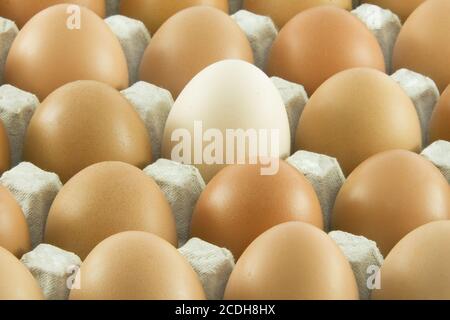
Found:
23,80 -> 152,183
69,231 -> 205,300
361,0 -> 426,22
0,246 -> 44,300
332,150 -> 450,256
372,221 -> 450,300
429,85 -> 450,143
0,185 -> 30,258
243,0 -> 352,28
120,0 -> 228,35
139,6 -> 253,98
0,0 -> 105,28
162,59 -> 291,182
393,0 -> 450,93
191,161 -> 323,259
0,118 -> 10,175
45,162 -> 177,260
296,68 -> 422,176
4,4 -> 128,100
224,222 -> 359,300
267,6 -> 385,95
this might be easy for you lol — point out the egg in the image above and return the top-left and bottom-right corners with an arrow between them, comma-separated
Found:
429,85 -> 450,143
23,80 -> 152,183
120,0 -> 228,35
224,222 -> 359,300
0,246 -> 44,300
0,0 -> 105,28
361,0 -> 425,22
296,68 -> 422,176
162,60 -> 291,182
0,185 -> 30,258
267,6 -> 385,95
333,150 -> 450,256
4,4 -> 128,100
0,118 -> 10,175
243,0 -> 352,28
191,161 -> 323,259
139,6 -> 253,98
372,221 -> 450,300
393,0 -> 450,93
69,231 -> 205,300
45,162 -> 177,260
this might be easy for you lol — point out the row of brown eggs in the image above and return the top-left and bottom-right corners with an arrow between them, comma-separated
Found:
1,0 -> 449,100
0,61 -> 447,188
0,1 -> 429,33
0,0 -> 449,300
0,150 -> 449,299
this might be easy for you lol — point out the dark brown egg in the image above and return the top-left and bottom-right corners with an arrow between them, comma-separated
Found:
4,4 -> 128,100
191,161 -> 323,259
45,162 -> 177,260
69,231 -> 205,300
267,6 -> 385,95
139,6 -> 253,98
332,150 -> 450,256
23,80 -> 152,183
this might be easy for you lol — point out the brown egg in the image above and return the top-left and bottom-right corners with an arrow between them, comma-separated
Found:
0,118 -> 10,175
267,6 -> 385,95
372,221 -> 450,300
333,150 -> 450,257
0,246 -> 44,300
296,68 -> 422,176
0,0 -> 105,28
243,0 -> 352,28
70,231 -> 205,300
191,161 -> 323,259
361,0 -> 425,22
139,6 -> 253,98
0,185 -> 30,258
23,80 -> 152,183
120,0 -> 228,35
45,162 -> 177,260
4,4 -> 128,100
393,0 -> 450,93
224,222 -> 359,300
429,85 -> 450,143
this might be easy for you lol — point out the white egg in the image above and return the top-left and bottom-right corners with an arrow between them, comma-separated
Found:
162,59 -> 291,182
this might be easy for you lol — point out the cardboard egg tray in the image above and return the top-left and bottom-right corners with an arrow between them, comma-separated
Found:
0,0 -> 449,300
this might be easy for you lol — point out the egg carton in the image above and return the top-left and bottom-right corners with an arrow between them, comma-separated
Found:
0,4 -> 441,167
0,81 -> 446,300
5,144 -> 448,300
1,152 -> 385,300
0,1 -> 448,301
0,76 -> 389,300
